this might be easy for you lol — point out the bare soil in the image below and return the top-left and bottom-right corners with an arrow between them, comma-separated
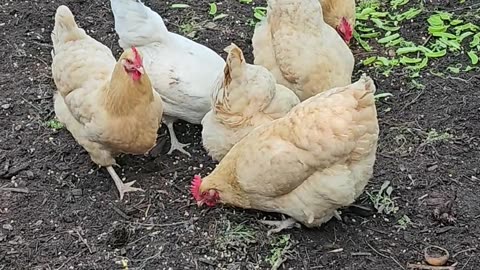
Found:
0,0 -> 479,269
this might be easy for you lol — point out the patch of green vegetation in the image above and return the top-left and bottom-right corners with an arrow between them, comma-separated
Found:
267,234 -> 293,269
216,221 -> 257,250
367,180 -> 399,215
45,119 -> 64,130
247,6 -> 267,27
208,2 -> 228,21
355,0 -> 480,77
425,129 -> 453,143
396,214 -> 412,230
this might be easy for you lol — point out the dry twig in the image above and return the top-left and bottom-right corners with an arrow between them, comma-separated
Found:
406,263 -> 455,270
366,241 -> 405,270
0,187 -> 29,193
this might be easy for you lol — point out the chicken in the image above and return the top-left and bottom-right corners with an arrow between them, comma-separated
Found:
252,0 -> 354,102
51,5 -> 163,200
320,0 -> 356,44
191,75 -> 379,234
201,43 -> 300,161
110,0 -> 225,156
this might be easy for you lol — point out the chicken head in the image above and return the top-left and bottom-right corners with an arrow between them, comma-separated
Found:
120,47 -> 145,81
337,17 -> 353,44
191,175 -> 220,207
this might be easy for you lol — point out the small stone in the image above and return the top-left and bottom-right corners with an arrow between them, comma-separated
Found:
2,224 -> 13,231
26,170 -> 34,180
1,104 -> 11,109
427,165 -> 438,171
71,189 -> 83,196
33,220 -> 43,226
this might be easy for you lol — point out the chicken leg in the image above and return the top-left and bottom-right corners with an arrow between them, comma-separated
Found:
258,218 -> 300,235
107,166 -> 144,200
163,116 -> 191,157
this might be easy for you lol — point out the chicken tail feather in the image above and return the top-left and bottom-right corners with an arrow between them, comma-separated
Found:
110,0 -> 169,49
51,5 -> 87,55
354,74 -> 376,109
211,43 -> 247,127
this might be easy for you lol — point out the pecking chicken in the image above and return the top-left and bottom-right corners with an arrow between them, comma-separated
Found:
110,0 -> 226,156
201,43 -> 300,161
252,0 -> 354,102
192,75 -> 379,234
51,5 -> 164,200
320,0 -> 356,44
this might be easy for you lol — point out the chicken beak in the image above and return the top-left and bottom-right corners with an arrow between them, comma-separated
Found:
197,200 -> 205,207
136,66 -> 145,74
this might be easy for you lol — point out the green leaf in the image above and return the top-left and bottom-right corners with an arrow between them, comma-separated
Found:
424,49 -> 447,58
469,33 -> 480,48
380,181 -> 391,193
459,32 -> 474,42
361,32 -> 380,38
409,58 -> 428,70
454,23 -> 480,34
253,7 -> 267,20
171,3 -> 190,8
213,13 -> 228,20
439,38 -> 461,50
396,46 -> 421,55
370,11 -> 389,18
391,0 -> 409,9
447,66 -> 461,73
437,11 -> 452,21
396,8 -> 422,21
427,15 -> 444,27
449,19 -> 464,26
431,32 -> 457,39
357,27 -> 376,33
363,56 -> 377,65
467,51 -> 479,65
371,18 -> 401,32
357,7 -> 377,20
375,57 -> 391,66
385,37 -> 404,47
386,186 -> 393,196
400,56 -> 422,64
209,3 -> 218,15
428,25 -> 448,34
378,33 -> 400,44
353,31 -> 372,51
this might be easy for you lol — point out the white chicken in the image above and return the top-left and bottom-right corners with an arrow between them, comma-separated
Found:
110,0 -> 226,156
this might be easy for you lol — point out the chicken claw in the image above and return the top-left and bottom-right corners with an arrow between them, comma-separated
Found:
165,120 -> 191,157
107,166 -> 144,200
333,210 -> 342,221
258,218 -> 300,235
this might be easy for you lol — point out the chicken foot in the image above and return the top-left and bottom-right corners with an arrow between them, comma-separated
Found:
163,117 -> 191,157
258,218 -> 300,235
106,166 -> 144,200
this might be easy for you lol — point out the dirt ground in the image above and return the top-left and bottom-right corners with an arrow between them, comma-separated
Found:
1,0 -> 479,269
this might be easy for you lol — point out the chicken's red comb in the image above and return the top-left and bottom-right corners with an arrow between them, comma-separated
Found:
131,46 -> 142,65
190,175 -> 203,201
340,17 -> 353,36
